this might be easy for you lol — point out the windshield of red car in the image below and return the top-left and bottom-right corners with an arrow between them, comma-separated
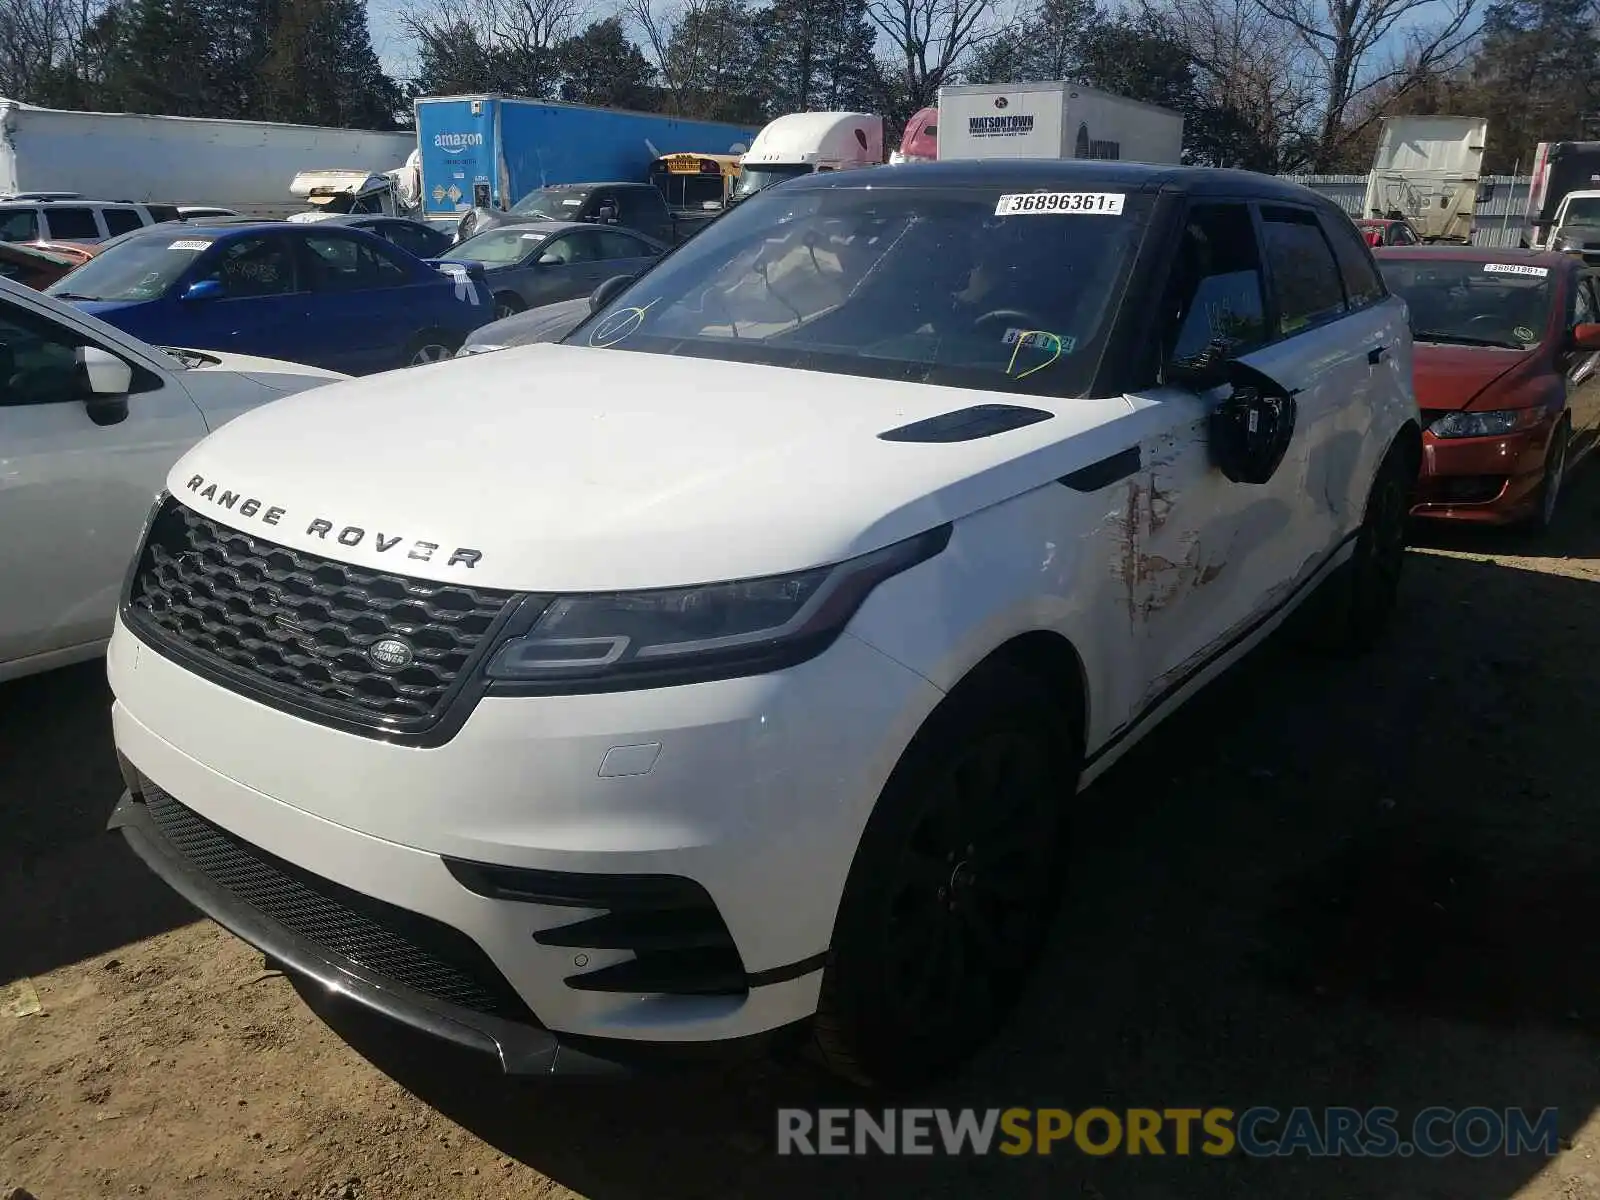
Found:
1378,258 -> 1553,350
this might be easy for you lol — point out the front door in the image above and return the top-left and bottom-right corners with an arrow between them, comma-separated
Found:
170,234 -> 305,361
0,298 -> 202,671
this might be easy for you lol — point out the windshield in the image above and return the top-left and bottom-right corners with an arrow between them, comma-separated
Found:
652,170 -> 726,210
510,187 -> 590,220
450,228 -> 547,266
568,181 -> 1153,396
733,164 -> 814,200
1378,258 -> 1553,349
1562,197 -> 1600,225
45,234 -> 213,301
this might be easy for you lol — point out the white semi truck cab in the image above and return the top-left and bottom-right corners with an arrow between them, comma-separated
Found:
728,112 -> 884,204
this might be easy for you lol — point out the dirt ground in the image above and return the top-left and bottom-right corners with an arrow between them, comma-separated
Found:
8,479 -> 1600,1200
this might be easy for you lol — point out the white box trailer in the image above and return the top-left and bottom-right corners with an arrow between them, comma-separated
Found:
1360,115 -> 1488,242
0,98 -> 416,217
934,81 -> 1183,164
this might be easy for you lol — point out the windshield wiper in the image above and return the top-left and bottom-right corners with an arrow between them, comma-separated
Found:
51,292 -> 99,301
1413,330 -> 1518,349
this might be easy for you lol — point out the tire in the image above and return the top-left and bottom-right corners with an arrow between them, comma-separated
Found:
1299,439 -> 1414,656
493,292 -> 525,321
811,664 -> 1080,1089
1524,418 -> 1569,536
404,331 -> 459,367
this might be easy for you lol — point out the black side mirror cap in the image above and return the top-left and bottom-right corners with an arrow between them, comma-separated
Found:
589,274 -> 634,313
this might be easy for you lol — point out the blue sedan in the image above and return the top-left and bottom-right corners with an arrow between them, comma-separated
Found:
46,221 -> 493,374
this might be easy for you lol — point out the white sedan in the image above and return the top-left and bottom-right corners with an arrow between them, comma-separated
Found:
0,276 -> 346,682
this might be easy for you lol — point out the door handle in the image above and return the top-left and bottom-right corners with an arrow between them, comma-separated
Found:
1368,345 -> 1388,365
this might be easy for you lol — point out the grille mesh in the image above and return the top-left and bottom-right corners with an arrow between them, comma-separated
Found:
140,779 -> 535,1022
125,498 -> 516,729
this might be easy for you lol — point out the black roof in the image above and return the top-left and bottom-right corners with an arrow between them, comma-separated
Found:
788,159 -> 1339,206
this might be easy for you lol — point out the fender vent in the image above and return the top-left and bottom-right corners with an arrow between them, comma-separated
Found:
878,404 -> 1053,443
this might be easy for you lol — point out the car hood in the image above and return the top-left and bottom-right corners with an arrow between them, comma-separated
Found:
464,298 -> 590,348
1413,343 -> 1543,411
166,341 -> 1143,592
166,347 -> 348,390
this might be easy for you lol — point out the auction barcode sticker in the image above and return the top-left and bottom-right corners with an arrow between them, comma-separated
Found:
168,239 -> 211,251
995,192 -> 1125,216
1484,263 -> 1548,276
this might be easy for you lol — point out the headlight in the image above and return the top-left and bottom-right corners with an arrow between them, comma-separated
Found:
1427,409 -> 1545,438
455,342 -> 504,357
484,525 -> 952,692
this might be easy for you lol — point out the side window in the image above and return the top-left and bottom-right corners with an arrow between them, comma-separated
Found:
1321,211 -> 1387,311
147,205 -> 180,224
615,191 -> 653,227
0,209 -> 39,241
302,234 -> 411,292
543,230 -> 603,264
197,236 -> 298,297
1260,205 -> 1348,336
43,207 -> 103,240
0,300 -> 94,407
382,223 -> 424,257
1393,225 -> 1417,246
1571,276 -> 1596,328
596,230 -> 651,260
590,192 -> 620,223
102,208 -> 144,236
1159,202 -> 1270,370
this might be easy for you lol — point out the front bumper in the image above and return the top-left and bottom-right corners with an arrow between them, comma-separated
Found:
108,613 -> 943,1061
1412,423 -> 1554,524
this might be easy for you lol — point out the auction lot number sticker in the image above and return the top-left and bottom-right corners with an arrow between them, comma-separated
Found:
995,192 -> 1125,216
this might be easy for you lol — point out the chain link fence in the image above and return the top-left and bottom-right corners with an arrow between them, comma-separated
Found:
1279,175 -> 1534,246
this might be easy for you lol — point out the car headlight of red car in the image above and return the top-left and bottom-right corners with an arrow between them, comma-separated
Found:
1427,408 -> 1548,438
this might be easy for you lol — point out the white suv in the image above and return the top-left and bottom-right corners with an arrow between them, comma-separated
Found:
105,163 -> 1420,1088
0,198 -> 182,244
0,277 -> 347,682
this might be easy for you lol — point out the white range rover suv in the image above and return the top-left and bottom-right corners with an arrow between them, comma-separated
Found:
105,162 -> 1420,1088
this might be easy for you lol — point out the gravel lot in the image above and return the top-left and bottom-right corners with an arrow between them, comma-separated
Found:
6,476 -> 1600,1199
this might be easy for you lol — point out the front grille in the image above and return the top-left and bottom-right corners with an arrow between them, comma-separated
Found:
125,498 -> 517,732
138,777 -> 536,1022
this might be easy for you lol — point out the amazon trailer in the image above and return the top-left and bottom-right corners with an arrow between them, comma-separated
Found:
1361,115 -> 1488,242
1522,141 -> 1600,248
414,94 -> 759,222
933,81 -> 1182,165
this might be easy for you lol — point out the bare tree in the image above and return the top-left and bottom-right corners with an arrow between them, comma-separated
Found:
402,0 -> 581,94
0,0 -> 101,100
1251,0 -> 1480,168
867,0 -> 1002,116
1146,0 -> 1319,168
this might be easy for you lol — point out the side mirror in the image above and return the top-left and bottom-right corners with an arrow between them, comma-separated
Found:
1572,322 -> 1600,351
180,278 -> 223,302
1207,360 -> 1299,486
589,274 -> 634,313
78,345 -> 132,426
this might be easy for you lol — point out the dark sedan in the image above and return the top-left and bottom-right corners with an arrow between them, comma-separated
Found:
436,221 -> 665,321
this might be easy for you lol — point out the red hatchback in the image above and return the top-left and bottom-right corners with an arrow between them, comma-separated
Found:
1375,245 -> 1600,530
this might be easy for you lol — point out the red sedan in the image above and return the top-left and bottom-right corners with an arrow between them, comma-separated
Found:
1375,245 -> 1600,531
1356,217 -> 1423,247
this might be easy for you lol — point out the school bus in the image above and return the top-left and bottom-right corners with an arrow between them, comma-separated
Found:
648,152 -> 743,213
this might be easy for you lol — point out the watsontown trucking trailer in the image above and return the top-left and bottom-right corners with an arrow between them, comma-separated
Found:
1360,115 -> 1488,242
414,95 -> 760,224
1522,141 -> 1600,248
0,99 -> 415,216
933,81 -> 1182,164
